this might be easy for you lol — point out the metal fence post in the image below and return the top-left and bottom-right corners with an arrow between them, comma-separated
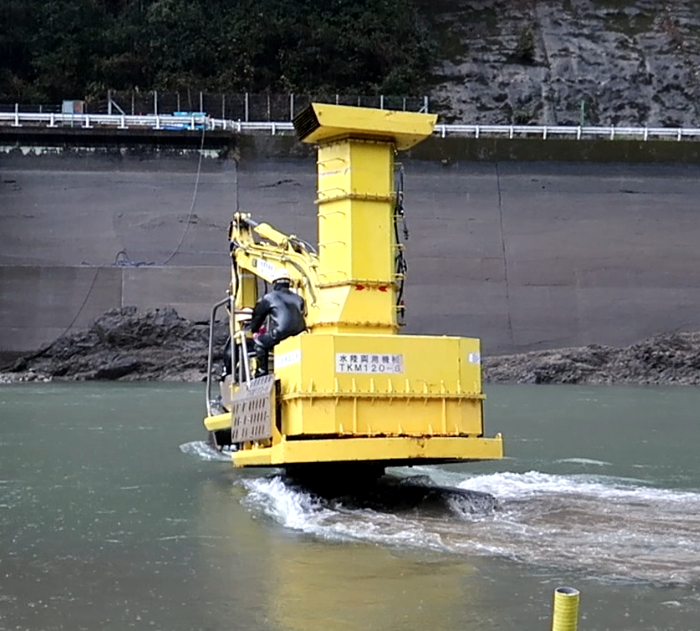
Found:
131,91 -> 135,116
154,90 -> 158,116
267,93 -> 271,121
108,89 -> 112,115
290,93 -> 294,120
245,93 -> 249,122
380,94 -> 384,109
200,91 -> 204,113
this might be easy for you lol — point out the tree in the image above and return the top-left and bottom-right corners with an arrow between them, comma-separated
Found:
0,0 -> 436,102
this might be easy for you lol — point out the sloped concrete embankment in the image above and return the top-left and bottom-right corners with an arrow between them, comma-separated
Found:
4,137 -> 700,365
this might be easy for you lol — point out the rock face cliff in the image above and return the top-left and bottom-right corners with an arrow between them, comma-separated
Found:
429,0 -> 700,126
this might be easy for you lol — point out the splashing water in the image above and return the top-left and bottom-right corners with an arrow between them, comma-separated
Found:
238,468 -> 700,586
179,441 -> 231,462
181,441 -> 700,585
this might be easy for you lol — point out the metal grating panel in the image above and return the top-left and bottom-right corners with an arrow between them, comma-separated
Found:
292,105 -> 320,141
231,375 -> 276,443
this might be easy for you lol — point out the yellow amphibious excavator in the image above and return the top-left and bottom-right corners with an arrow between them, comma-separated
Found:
202,103 -> 503,502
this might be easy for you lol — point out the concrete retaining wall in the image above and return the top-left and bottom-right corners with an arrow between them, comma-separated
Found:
3,138 -> 700,362
0,265 -> 229,357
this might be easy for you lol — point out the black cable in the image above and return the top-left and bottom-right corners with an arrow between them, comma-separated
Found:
114,250 -> 154,267
61,267 -> 102,336
161,125 -> 207,265
394,165 -> 408,324
495,162 -> 515,348
113,124 -> 207,268
9,266 -> 103,367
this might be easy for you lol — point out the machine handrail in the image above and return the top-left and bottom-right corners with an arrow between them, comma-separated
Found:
235,329 -> 252,387
205,297 -> 231,417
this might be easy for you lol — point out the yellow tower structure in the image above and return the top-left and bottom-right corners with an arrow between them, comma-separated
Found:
204,103 -> 504,472
295,104 -> 435,335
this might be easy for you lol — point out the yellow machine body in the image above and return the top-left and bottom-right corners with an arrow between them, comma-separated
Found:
203,103 -> 504,469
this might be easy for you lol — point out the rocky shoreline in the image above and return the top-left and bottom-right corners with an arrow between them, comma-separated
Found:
484,332 -> 700,386
3,307 -> 700,387
1,307 -> 228,385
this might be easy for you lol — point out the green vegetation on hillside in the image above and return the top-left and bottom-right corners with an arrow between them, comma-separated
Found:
0,0 -> 436,103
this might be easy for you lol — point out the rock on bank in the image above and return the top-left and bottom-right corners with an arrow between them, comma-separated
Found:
484,332 -> 700,386
1,307 -> 227,383
3,308 -> 700,386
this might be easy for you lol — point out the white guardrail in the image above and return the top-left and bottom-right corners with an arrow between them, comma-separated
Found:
2,111 -> 700,141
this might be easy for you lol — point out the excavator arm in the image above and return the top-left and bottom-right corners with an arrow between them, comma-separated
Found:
204,212 -> 319,436
228,212 -> 321,321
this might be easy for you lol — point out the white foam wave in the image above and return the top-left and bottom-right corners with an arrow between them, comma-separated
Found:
238,469 -> 700,585
459,470 -> 700,504
179,441 -> 232,462
240,477 -> 447,550
241,477 -> 331,530
555,457 -> 611,466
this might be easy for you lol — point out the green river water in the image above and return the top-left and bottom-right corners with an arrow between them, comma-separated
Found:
1,382 -> 699,631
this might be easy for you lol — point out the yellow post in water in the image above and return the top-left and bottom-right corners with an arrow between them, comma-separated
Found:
551,587 -> 580,631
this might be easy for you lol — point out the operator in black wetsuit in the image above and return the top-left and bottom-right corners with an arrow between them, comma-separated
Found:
245,268 -> 306,377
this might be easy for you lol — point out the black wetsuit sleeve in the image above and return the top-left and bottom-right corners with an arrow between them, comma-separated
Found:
247,298 -> 270,333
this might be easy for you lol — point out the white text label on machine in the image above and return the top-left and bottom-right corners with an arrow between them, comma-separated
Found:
335,353 -> 404,374
275,349 -> 302,368
252,258 -> 277,277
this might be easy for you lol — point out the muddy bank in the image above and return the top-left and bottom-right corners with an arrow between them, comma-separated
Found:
1,307 -> 227,384
483,332 -> 700,386
3,308 -> 700,387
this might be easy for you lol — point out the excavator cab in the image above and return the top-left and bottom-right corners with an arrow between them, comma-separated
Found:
202,103 -> 504,486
